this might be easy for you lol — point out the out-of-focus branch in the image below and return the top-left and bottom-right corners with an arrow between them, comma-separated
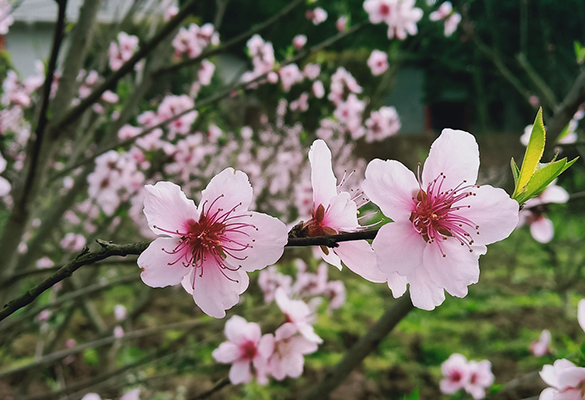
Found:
300,296 -> 414,400
155,0 -> 305,76
50,0 -> 199,132
0,240 -> 148,323
189,377 -> 230,400
492,371 -> 546,400
545,69 -> 585,152
0,227 -> 378,323
0,319 -> 208,378
516,53 -> 558,110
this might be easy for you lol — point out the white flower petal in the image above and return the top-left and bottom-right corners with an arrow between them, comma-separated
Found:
309,139 -> 338,209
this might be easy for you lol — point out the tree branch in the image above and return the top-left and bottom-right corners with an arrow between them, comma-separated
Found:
0,228 -> 379,323
189,377 -> 230,400
300,296 -> 414,400
50,0 -> 199,132
0,240 -> 149,323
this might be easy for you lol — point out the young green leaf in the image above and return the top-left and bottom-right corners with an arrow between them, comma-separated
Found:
510,158 -> 520,187
514,108 -> 545,198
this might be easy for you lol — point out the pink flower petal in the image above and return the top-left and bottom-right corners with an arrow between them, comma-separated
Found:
319,246 -> 343,270
227,211 -> 287,272
530,217 -> 554,243
229,359 -> 252,384
212,342 -> 240,363
323,192 -> 359,231
557,367 -> 585,390
387,272 -> 408,298
372,221 -> 426,276
257,334 -> 275,359
189,259 -> 250,318
407,267 -> 445,310
334,240 -> 387,283
199,168 -> 253,216
143,182 -> 198,236
541,184 -> 569,204
538,387 -> 557,400
224,315 -> 261,344
422,240 -> 481,298
363,158 -> 418,222
138,237 -> 190,287
455,185 -> 519,246
309,139 -> 338,209
578,299 -> 585,333
422,129 -> 479,191
0,177 -> 11,196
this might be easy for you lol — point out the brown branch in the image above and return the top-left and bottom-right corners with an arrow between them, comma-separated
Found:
545,69 -> 585,153
516,53 -> 558,110
300,296 -> 414,400
50,0 -> 199,132
189,377 -> 230,400
0,228 -> 378,323
155,0 -> 305,76
0,240 -> 149,323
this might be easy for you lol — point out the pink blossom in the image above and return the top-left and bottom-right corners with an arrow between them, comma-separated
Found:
367,50 -> 389,76
37,310 -> 52,322
336,16 -> 348,31
109,32 -> 139,71
198,59 -> 215,86
578,299 -> 585,333
363,129 -> 519,310
212,315 -> 274,384
364,0 -> 422,40
323,280 -> 346,310
114,304 -> 127,321
365,106 -> 401,142
312,80 -> 325,98
275,288 -> 322,344
290,92 -> 309,112
429,1 -> 453,21
333,93 -> 365,139
530,329 -> 552,357
440,353 -> 470,394
119,389 -> 141,400
60,233 -> 87,252
267,322 -> 318,380
298,140 -> 388,285
306,7 -> 328,25
113,325 -> 125,339
172,23 -> 218,59
517,181 -> 568,243
0,0 -> 14,35
465,360 -> 495,399
258,265 -> 293,303
303,63 -> 321,80
278,64 -> 304,92
529,95 -> 541,107
137,169 -> 288,318
539,359 -> 585,400
292,261 -> 328,297
293,34 -> 307,50
36,257 -> 54,269
444,13 -> 461,37
363,0 -> 394,24
0,151 -> 11,196
157,94 -> 198,136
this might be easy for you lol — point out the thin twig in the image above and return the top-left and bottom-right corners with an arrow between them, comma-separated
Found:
189,377 -> 230,400
50,0 -> 199,132
0,240 -> 149,323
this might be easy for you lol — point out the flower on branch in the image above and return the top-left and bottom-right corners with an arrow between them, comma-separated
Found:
137,168 -> 288,318
440,353 -> 494,399
363,129 -> 519,310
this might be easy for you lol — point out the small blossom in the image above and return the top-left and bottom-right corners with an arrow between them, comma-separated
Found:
267,322 -> 318,380
363,129 -> 519,310
137,169 -> 288,318
60,233 -> 87,252
293,34 -> 307,50
440,354 -> 470,394
465,360 -> 495,399
539,359 -> 585,400
212,315 -> 274,384
367,50 -> 389,76
36,257 -> 54,269
275,288 -> 322,344
336,15 -> 348,31
306,7 -> 327,25
114,304 -> 127,321
530,329 -> 552,357
198,59 -> 215,86
113,325 -> 125,339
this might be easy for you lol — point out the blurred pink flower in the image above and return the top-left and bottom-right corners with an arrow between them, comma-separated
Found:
267,322 -> 318,380
275,288 -> 322,344
364,0 -> 422,40
36,257 -> 54,269
198,59 -> 215,86
365,106 -> 401,142
306,7 -> 327,25
60,233 -> 86,252
578,299 -> 585,333
137,169 -> 288,318
367,50 -> 389,76
114,304 -> 127,321
336,15 -> 348,31
258,265 -> 293,303
440,353 -> 470,394
293,34 -> 307,50
465,360 -> 495,399
279,64 -> 304,92
109,32 -> 139,71
540,359 -> 585,400
212,315 -> 274,384
363,129 -> 519,310
530,329 -> 552,357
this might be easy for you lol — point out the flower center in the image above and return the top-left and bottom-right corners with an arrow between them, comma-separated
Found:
450,370 -> 462,382
379,3 -> 391,16
240,340 -> 258,360
410,171 -> 479,257
154,195 -> 257,284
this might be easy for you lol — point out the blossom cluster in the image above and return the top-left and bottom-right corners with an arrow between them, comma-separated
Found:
212,288 -> 321,385
109,32 -> 139,71
440,353 -> 495,399
363,0 -> 423,40
172,22 -> 219,59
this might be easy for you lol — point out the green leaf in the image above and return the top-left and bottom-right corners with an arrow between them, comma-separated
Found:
514,108 -> 546,198
401,389 -> 420,400
515,157 -> 579,204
